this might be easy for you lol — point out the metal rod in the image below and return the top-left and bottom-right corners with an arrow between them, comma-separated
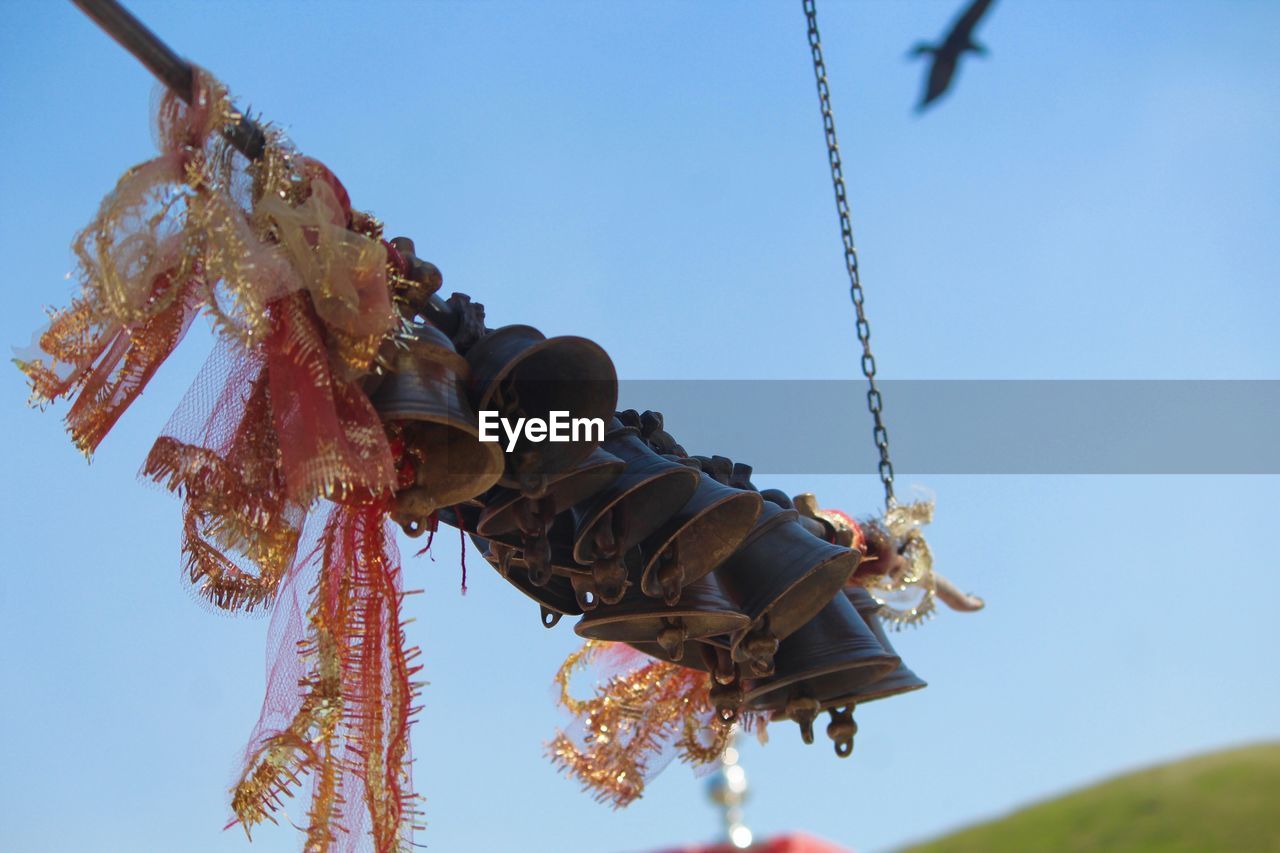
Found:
70,0 -> 456,329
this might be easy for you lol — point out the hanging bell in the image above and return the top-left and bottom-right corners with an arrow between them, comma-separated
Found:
570,420 -> 700,605
469,533 -> 581,628
475,447 -> 625,584
742,590 -> 897,756
637,471 -> 763,606
831,585 -> 928,705
761,586 -> 927,758
575,573 -> 749,663
370,324 -> 505,536
466,324 -> 618,494
714,501 -> 861,677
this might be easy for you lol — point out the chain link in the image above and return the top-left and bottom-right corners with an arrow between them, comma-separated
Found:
803,0 -> 896,508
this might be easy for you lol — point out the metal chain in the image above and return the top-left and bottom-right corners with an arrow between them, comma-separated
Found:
803,0 -> 896,508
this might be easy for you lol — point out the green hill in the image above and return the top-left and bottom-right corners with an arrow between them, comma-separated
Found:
901,742 -> 1280,853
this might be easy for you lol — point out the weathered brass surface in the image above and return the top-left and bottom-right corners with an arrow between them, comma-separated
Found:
571,422 -> 699,605
370,323 -> 504,535
476,448 -> 625,585
465,324 -> 617,492
714,501 -> 860,676
575,573 -> 748,663
742,590 -> 897,716
832,586 -> 928,705
637,472 -> 763,606
470,533 -> 583,625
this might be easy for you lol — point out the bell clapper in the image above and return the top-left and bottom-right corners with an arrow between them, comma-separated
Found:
786,696 -> 822,745
655,618 -> 689,661
703,645 -> 738,686
709,673 -> 745,723
733,617 -> 779,677
588,510 -> 629,604
591,555 -> 628,605
652,539 -> 685,606
493,542 -> 515,577
525,535 -> 554,586
699,643 -> 740,685
826,705 -> 858,758
515,495 -> 557,586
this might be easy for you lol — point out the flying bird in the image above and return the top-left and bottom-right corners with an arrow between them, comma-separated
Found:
910,0 -> 997,111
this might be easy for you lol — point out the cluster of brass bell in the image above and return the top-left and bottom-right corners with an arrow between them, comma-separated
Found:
366,245 -> 618,537
366,257 -> 925,759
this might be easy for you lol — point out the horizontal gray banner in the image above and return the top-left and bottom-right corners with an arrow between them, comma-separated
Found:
611,380 -> 1280,474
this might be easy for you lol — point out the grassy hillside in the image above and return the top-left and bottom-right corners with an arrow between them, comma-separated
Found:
901,742 -> 1280,852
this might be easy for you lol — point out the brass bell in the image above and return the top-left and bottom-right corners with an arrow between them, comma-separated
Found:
469,533 -> 581,628
637,471 -> 763,606
570,420 -> 700,605
759,586 -> 927,758
575,573 -> 749,663
714,501 -> 861,677
834,585 -> 928,705
370,323 -> 505,536
743,591 -> 898,756
465,324 -> 618,494
475,447 -> 625,585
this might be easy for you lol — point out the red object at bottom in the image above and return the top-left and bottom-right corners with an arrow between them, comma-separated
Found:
656,833 -> 854,853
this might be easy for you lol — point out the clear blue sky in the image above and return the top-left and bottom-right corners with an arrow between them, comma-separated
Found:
1,2 -> 1277,851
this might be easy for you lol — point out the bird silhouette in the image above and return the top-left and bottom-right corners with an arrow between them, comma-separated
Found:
910,0 -> 996,111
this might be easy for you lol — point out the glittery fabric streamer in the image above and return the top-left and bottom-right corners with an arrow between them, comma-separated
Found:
143,341 -> 301,612
20,68 -> 420,851
230,503 -> 422,852
15,70 -> 229,454
547,641 -> 762,807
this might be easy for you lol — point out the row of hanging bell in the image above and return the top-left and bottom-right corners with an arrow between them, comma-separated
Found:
555,428 -> 862,678
414,382 -> 896,736
458,419 -> 750,663
617,488 -> 927,747
474,420 -> 865,683
470,415 -> 764,617
442,414 -> 765,671
363,283 -> 928,752
367,316 -> 619,536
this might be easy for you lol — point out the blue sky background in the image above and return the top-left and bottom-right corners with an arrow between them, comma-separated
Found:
1,1 -> 1277,851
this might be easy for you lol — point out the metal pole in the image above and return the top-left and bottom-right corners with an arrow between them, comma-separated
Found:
69,0 -> 457,331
